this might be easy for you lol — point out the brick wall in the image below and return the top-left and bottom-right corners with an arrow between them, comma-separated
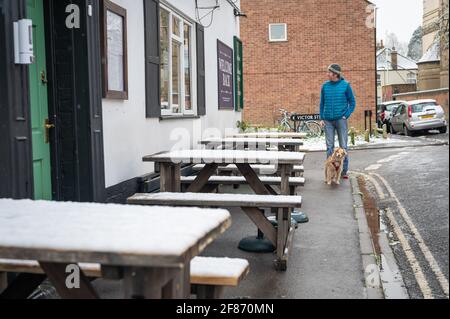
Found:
383,84 -> 417,101
240,0 -> 377,130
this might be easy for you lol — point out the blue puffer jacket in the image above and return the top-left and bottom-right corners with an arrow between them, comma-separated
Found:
320,78 -> 356,121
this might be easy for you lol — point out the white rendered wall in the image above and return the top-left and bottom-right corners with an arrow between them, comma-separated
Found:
102,0 -> 242,187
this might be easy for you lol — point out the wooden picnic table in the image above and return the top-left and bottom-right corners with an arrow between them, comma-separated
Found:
200,138 -> 304,152
229,132 -> 307,139
0,199 -> 231,299
143,149 -> 305,269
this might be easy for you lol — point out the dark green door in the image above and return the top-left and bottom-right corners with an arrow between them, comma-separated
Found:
27,0 -> 53,200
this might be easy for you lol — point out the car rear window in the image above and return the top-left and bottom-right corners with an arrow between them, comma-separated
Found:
385,104 -> 400,112
411,102 -> 437,113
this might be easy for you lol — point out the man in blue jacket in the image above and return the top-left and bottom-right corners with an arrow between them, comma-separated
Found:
320,64 -> 356,180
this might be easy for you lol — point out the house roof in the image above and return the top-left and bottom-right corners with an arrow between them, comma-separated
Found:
377,48 -> 418,71
417,40 -> 440,64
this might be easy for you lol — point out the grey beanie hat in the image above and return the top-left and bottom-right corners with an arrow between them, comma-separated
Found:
328,64 -> 342,76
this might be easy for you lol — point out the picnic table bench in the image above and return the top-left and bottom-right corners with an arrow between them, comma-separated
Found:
0,199 -> 231,299
128,192 -> 302,271
142,149 -> 306,270
192,164 -> 305,176
143,149 -> 305,192
180,176 -> 305,194
0,257 -> 249,299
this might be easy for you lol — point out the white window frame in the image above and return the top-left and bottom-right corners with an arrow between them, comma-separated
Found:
160,4 -> 197,117
269,23 -> 288,42
407,72 -> 417,84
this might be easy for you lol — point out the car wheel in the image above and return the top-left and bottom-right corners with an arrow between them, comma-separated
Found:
404,125 -> 413,137
439,126 -> 448,134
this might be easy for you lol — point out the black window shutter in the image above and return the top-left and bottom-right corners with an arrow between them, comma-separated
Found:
196,23 -> 206,116
144,0 -> 161,118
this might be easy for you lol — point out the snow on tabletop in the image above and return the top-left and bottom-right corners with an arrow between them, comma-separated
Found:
201,138 -> 304,145
146,149 -> 305,164
190,257 -> 249,278
230,132 -> 307,138
132,192 -> 302,205
0,199 -> 230,257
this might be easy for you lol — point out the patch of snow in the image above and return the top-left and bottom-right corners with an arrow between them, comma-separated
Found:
301,135 -> 418,152
377,47 -> 418,70
201,138 -> 304,147
190,257 -> 249,279
418,41 -> 440,64
132,192 -> 303,205
147,149 -> 305,165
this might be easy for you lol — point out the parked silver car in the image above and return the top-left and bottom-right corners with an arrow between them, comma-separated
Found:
390,99 -> 448,136
377,101 -> 406,127
377,100 -> 406,132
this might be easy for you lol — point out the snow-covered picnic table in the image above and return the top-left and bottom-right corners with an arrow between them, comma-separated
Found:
0,199 -> 231,299
143,149 -> 306,270
229,132 -> 307,139
143,149 -> 305,193
200,138 -> 304,152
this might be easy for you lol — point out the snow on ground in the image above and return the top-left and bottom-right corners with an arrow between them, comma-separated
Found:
302,135 -> 418,151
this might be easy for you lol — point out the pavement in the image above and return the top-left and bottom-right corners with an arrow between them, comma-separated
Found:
202,157 -> 369,299
87,151 -> 371,299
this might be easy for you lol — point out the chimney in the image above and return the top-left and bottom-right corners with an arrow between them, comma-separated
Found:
376,40 -> 385,51
391,47 -> 398,70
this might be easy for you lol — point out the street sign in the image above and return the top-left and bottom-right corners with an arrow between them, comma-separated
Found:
291,114 -> 321,121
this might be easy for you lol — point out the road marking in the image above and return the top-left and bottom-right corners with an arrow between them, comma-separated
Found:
384,207 -> 434,299
352,172 -> 432,298
365,164 -> 382,171
371,173 -> 449,298
365,174 -> 386,200
377,155 -> 401,164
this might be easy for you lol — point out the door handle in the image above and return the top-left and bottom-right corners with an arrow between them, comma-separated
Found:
41,70 -> 48,84
44,119 -> 55,144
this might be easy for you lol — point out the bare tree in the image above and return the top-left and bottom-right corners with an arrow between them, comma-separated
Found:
384,31 -> 408,55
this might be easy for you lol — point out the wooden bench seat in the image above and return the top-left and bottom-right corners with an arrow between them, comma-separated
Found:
127,192 -> 299,272
0,257 -> 250,299
192,164 -> 305,175
128,192 -> 302,208
180,175 -> 306,187
190,257 -> 250,298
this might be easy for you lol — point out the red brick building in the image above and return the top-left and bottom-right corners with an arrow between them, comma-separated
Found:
240,0 -> 377,130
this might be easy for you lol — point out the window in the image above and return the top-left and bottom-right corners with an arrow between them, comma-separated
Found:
377,74 -> 381,86
234,36 -> 244,111
101,0 -> 128,99
269,23 -> 287,42
407,72 -> 417,84
160,6 -> 195,116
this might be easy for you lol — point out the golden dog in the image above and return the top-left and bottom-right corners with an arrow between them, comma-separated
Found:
325,148 -> 347,185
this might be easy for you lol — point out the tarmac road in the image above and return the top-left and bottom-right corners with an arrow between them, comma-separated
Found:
350,133 -> 449,299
